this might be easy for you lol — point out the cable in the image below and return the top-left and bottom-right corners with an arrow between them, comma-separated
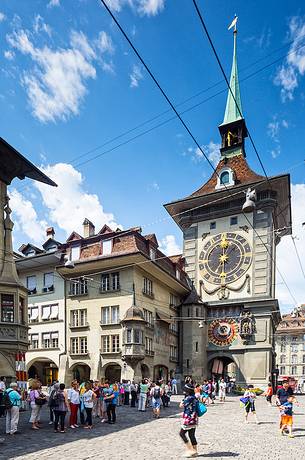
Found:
192,0 -> 305,285
99,0 -> 299,307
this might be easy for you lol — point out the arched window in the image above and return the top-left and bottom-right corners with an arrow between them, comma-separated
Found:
280,355 -> 286,364
220,171 -> 230,185
291,355 -> 297,364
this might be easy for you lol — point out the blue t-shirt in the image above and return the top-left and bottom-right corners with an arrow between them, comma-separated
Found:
103,388 -> 119,405
281,401 -> 293,416
6,389 -> 21,407
112,391 -> 119,406
277,388 -> 292,404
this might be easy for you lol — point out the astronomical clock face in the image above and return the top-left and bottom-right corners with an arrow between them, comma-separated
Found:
208,319 -> 238,346
199,232 -> 252,285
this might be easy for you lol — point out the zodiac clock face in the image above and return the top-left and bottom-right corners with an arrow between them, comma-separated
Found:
208,319 -> 238,346
199,232 -> 252,285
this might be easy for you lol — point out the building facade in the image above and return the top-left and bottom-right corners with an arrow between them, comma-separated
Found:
165,27 -> 290,387
275,305 -> 305,391
0,138 -> 55,381
16,228 -> 65,385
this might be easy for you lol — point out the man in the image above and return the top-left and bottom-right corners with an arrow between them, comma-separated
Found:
219,379 -> 226,403
171,377 -> 178,395
138,379 -> 149,411
0,377 -> 6,417
150,382 -> 163,418
5,383 -> 21,435
276,380 -> 293,406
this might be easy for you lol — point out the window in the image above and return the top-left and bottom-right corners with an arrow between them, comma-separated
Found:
43,272 -> 54,292
29,307 -> 39,322
143,277 -> 153,296
170,345 -> 178,360
230,216 -> 238,226
150,248 -> 156,260
102,240 -> 112,256
210,222 -> 216,230
291,366 -> 297,375
195,342 -> 199,352
101,306 -> 120,325
280,366 -> 285,375
102,336 -> 110,353
42,332 -> 58,348
291,344 -> 298,353
112,334 -> 120,352
280,344 -> 286,353
303,366 -> 305,376
134,329 -> 142,344
176,269 -> 181,280
101,335 -> 120,352
71,246 -> 80,261
169,317 -> 178,334
27,276 -> 36,294
169,294 -> 179,307
69,278 -> 88,296
220,171 -> 230,185
29,334 -> 39,349
292,336 -> 297,342
143,309 -> 153,327
42,305 -> 51,321
186,359 -> 190,369
291,355 -> 297,364
303,343 -> 305,351
1,294 -> 14,323
19,297 -> 25,324
100,272 -> 120,292
145,337 -> 153,354
280,355 -> 286,364
49,304 -> 59,320
303,355 -> 305,364
71,337 -> 87,354
126,329 -> 132,343
51,332 -> 59,348
71,309 -> 87,327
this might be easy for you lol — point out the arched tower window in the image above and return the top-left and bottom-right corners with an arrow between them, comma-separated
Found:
220,171 -> 230,185
216,167 -> 235,189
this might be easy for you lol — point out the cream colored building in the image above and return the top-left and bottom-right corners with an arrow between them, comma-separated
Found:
58,220 -> 189,384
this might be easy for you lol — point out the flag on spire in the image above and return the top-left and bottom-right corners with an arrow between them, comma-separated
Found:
228,15 -> 238,31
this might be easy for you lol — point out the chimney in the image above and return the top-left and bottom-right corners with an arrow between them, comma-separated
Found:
46,227 -> 55,239
83,218 -> 95,238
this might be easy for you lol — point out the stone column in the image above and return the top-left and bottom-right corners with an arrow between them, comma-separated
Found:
0,180 -> 6,277
0,193 -> 19,283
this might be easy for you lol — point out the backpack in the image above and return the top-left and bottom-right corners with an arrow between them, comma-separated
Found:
154,387 -> 161,399
196,400 -> 207,417
4,390 -> 13,409
49,390 -> 60,408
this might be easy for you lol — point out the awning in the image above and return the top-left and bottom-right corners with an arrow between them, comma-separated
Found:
42,306 -> 51,320
156,310 -> 172,324
30,308 -> 39,320
50,304 -> 59,320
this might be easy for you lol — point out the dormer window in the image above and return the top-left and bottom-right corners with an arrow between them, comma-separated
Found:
216,168 -> 235,189
71,245 -> 80,261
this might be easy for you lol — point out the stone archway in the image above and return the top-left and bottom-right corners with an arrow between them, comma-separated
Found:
27,358 -> 58,386
70,363 -> 91,383
153,365 -> 168,383
104,364 -> 121,383
207,352 -> 241,382
141,364 -> 150,379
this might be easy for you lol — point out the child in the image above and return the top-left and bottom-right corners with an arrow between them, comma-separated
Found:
243,385 -> 259,424
179,384 -> 199,458
280,395 -> 295,438
263,383 -> 273,407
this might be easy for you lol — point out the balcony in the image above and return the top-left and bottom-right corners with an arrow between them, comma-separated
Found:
99,285 -> 121,294
122,343 -> 145,363
69,350 -> 90,358
100,348 -> 121,355
69,322 -> 90,330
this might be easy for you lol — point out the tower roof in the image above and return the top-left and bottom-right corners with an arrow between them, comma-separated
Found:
221,28 -> 243,126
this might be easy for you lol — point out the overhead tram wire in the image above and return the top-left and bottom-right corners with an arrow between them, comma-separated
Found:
99,0 -> 299,307
192,0 -> 305,285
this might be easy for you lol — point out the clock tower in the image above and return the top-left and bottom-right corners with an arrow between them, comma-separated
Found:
165,25 -> 291,387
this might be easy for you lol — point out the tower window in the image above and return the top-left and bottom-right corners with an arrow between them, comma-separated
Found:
220,171 -> 230,185
230,216 -> 238,226
210,222 -> 216,230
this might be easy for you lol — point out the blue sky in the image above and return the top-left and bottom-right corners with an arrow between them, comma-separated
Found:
1,0 -> 305,310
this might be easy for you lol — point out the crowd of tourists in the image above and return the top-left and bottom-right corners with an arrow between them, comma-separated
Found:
0,374 -> 300,458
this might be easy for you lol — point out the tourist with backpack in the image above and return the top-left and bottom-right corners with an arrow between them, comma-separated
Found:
150,382 -> 163,418
53,383 -> 70,433
48,382 -> 60,426
28,380 -> 47,430
5,382 -> 21,435
179,383 -> 199,458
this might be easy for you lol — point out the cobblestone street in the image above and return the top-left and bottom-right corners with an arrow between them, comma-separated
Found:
0,396 -> 305,460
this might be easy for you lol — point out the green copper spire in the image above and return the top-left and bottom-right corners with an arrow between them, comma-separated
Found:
223,26 -> 243,125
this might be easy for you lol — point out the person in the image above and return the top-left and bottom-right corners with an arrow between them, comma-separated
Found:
219,379 -> 226,403
130,380 -> 137,407
0,376 -> 6,417
28,380 -> 47,430
119,383 -> 124,406
243,385 -> 259,424
207,380 -> 214,405
104,384 -> 119,424
92,381 -> 100,418
68,380 -> 80,428
172,377 -> 178,395
280,395 -> 296,438
99,382 -> 107,423
79,382 -> 86,425
48,383 -> 60,426
276,380 -> 293,406
179,383 -> 199,458
83,382 -> 96,429
53,383 -> 70,433
161,382 -> 170,408
150,383 -> 163,418
138,379 -> 149,412
5,383 -> 21,435
123,380 -> 130,405
263,383 -> 273,407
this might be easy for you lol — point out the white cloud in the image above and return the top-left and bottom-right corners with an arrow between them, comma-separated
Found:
33,15 -> 52,36
7,29 -> 101,122
274,16 -> 305,101
0,12 -> 6,22
267,115 -> 288,159
34,163 -> 119,237
187,141 -> 220,166
147,181 -> 159,191
160,235 -> 182,256
96,31 -> 114,54
105,0 -> 165,16
276,184 -> 305,310
129,64 -> 144,88
10,189 -> 47,244
47,0 -> 60,8
4,50 -> 15,60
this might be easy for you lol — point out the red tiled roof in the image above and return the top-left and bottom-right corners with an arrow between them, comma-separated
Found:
190,154 -> 264,197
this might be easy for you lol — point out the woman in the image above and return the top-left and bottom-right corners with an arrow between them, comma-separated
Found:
83,382 -> 96,429
53,383 -> 70,433
104,383 -> 119,424
243,385 -> 259,424
29,380 -> 46,430
99,382 -> 107,423
68,380 -> 80,429
92,381 -> 100,418
130,380 -> 137,408
179,383 -> 198,458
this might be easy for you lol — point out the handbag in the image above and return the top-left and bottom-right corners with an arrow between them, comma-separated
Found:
35,392 -> 47,406
196,400 -> 207,417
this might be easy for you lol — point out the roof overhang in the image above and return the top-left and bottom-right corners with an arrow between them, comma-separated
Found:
0,137 -> 57,186
16,252 -> 62,270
